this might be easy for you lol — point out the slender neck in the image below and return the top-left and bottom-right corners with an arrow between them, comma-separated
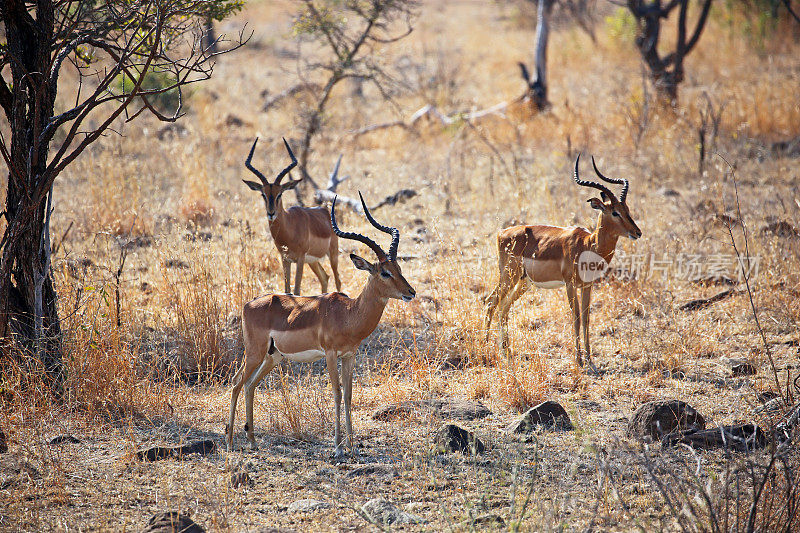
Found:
592,212 -> 620,262
268,198 -> 287,234
350,276 -> 389,337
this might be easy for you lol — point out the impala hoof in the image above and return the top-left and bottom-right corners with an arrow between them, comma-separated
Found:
332,447 -> 346,461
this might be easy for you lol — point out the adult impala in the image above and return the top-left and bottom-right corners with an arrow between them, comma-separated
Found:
242,137 -> 341,295
484,155 -> 641,370
226,193 -> 416,457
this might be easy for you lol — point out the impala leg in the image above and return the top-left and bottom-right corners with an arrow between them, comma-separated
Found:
281,256 -> 292,294
244,353 -> 278,450
341,354 -> 359,457
484,282 -> 501,341
565,283 -> 582,367
325,351 -> 344,459
293,258 -> 305,295
498,278 -> 530,359
488,257 -> 523,349
228,352 -> 266,451
329,237 -> 342,292
580,285 -> 595,364
308,262 -> 329,293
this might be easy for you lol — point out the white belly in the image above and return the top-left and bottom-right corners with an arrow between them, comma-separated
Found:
282,349 -> 325,363
532,280 -> 565,289
304,255 -> 322,263
522,258 -> 564,289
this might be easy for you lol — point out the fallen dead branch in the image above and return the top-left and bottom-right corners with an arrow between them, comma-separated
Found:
679,288 -> 738,311
350,101 -> 513,138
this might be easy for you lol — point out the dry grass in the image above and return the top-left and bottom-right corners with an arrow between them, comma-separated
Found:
2,0 -> 800,531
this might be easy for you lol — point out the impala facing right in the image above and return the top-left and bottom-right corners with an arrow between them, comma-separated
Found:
484,155 -> 641,370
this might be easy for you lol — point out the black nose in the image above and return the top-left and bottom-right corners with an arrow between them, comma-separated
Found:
409,287 -> 416,296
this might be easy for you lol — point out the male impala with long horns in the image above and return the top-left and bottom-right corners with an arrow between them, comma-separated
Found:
226,193 -> 415,457
484,155 -> 641,370
242,137 -> 341,295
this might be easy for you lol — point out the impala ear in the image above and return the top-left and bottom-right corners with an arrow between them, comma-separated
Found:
588,197 -> 606,211
281,179 -> 301,191
350,253 -> 376,273
243,180 -> 263,191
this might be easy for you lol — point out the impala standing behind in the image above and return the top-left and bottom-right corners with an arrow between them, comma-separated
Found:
484,155 -> 641,370
242,137 -> 341,295
226,193 -> 415,457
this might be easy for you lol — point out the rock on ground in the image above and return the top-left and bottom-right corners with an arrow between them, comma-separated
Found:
373,398 -> 491,421
361,498 -> 424,525
628,400 -> 706,441
142,512 -> 204,533
663,423 -> 767,452
287,499 -> 332,513
434,424 -> 485,454
509,401 -> 573,432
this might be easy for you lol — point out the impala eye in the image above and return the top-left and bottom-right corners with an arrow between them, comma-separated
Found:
380,270 -> 392,279
612,211 -> 620,217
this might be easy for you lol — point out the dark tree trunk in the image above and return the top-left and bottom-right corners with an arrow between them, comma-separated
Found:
518,0 -> 553,112
202,18 -> 217,53
628,0 -> 712,104
530,0 -> 553,110
0,0 -> 63,385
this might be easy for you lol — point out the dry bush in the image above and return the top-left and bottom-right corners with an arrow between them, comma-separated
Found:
264,366 -> 331,440
497,357 -> 550,412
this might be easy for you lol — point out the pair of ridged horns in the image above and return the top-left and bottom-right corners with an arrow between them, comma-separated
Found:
245,137 -> 297,185
331,192 -> 399,262
573,154 -> 629,203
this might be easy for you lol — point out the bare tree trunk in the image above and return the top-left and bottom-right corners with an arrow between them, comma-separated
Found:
531,0 -> 553,110
202,19 -> 217,53
628,0 -> 712,104
0,0 -> 63,386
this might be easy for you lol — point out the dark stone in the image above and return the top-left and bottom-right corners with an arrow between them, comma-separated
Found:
49,434 -> 80,445
230,471 -> 253,488
142,512 -> 204,533
346,464 -> 395,478
463,514 -> 506,528
0,456 -> 40,489
434,424 -> 484,454
628,400 -> 706,441
663,424 -> 768,452
164,258 -> 189,269
136,440 -> 216,462
0,429 -> 6,453
372,398 -> 492,422
776,402 -> 800,443
731,361 -> 757,376
509,401 -> 573,432
372,402 -> 415,421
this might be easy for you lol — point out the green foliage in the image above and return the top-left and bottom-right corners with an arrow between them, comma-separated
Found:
116,69 -> 181,113
293,3 -> 345,37
605,7 -> 637,44
200,0 -> 244,22
720,0 -> 790,49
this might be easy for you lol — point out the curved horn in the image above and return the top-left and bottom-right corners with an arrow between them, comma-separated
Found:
331,196 -> 387,261
573,153 -> 614,199
275,137 -> 298,185
591,156 -> 629,203
358,191 -> 399,260
245,138 -> 268,184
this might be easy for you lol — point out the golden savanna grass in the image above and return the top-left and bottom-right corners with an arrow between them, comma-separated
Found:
2,1 -> 800,530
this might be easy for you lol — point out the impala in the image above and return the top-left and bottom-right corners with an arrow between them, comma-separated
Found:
226,193 -> 416,457
242,137 -> 341,295
484,155 -> 641,370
